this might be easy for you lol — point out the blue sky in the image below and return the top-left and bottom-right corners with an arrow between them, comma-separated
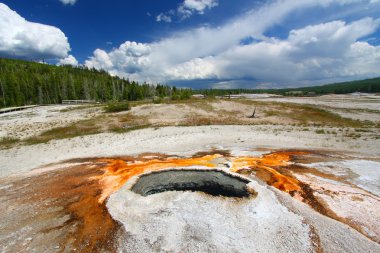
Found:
1,0 -> 252,63
0,0 -> 380,88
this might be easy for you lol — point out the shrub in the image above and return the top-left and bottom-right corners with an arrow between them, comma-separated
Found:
105,101 -> 131,113
171,94 -> 180,100
315,129 -> 325,134
153,97 -> 163,104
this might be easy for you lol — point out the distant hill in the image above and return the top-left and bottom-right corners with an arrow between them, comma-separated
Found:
274,78 -> 380,95
197,78 -> 380,97
0,58 -> 191,108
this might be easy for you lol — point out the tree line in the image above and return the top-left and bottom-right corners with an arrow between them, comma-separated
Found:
195,78 -> 380,97
0,58 -> 192,108
1,57 -> 378,108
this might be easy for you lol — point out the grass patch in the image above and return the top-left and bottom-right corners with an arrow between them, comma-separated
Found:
265,110 -> 280,117
183,116 -> 213,126
165,97 -> 216,105
337,107 -> 380,114
25,118 -> 102,144
188,101 -> 216,113
172,99 -> 373,128
238,99 -> 372,128
315,129 -> 325,134
0,137 -> 20,149
5,98 -> 379,147
20,111 -> 152,145
355,128 -> 371,132
281,104 -> 367,127
118,113 -> 149,126
109,124 -> 152,133
104,101 -> 131,113
345,132 -> 362,139
163,98 -> 218,113
181,115 -> 245,126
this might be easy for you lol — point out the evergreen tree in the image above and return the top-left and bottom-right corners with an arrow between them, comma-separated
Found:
0,58 -> 194,108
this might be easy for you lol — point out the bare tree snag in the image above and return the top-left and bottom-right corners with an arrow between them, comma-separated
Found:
249,106 -> 256,118
0,80 -> 6,107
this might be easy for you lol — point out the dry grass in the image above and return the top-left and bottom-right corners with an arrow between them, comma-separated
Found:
109,99 -> 377,130
315,129 -> 326,134
0,137 -> 20,149
165,98 -> 219,111
108,113 -> 152,133
235,99 -> 372,128
1,98 -> 378,147
109,124 -> 152,134
180,116 -> 232,126
12,109 -> 151,145
25,118 -> 103,144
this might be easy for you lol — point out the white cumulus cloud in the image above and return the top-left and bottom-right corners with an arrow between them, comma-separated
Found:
85,41 -> 151,77
0,3 -> 71,60
59,0 -> 78,5
58,55 -> 78,66
165,57 -> 217,80
86,0 -> 380,87
156,0 -> 218,23
182,0 -> 218,13
178,0 -> 219,19
210,17 -> 380,84
156,13 -> 172,23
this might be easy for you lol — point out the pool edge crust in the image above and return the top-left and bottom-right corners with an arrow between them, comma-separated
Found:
130,168 -> 257,198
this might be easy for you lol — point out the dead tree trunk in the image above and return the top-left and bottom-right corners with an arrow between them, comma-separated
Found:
0,80 -> 6,107
249,106 -> 256,118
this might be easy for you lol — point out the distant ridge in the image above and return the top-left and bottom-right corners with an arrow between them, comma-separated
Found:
197,78 -> 380,96
275,77 -> 380,95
